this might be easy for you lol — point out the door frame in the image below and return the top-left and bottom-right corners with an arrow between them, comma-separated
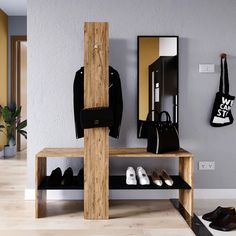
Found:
11,35 -> 27,151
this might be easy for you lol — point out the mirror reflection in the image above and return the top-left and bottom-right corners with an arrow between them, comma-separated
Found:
138,36 -> 178,138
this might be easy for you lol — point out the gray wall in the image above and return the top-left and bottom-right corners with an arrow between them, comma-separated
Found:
27,0 -> 236,192
8,16 -> 27,102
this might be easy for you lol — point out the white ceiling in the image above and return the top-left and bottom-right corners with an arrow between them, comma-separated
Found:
0,0 -> 27,16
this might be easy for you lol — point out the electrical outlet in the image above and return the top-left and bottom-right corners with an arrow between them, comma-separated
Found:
199,64 -> 215,73
199,161 -> 215,170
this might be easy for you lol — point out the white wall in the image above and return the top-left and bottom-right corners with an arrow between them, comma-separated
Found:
159,37 -> 177,56
28,0 -> 236,192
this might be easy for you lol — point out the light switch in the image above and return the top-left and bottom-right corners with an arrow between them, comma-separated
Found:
199,64 -> 215,73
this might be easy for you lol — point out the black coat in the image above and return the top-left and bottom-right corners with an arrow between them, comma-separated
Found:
73,66 -> 123,139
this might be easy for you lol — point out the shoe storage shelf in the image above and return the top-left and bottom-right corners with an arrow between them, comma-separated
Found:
35,147 -> 193,218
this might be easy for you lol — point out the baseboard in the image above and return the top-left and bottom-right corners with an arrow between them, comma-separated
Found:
194,189 -> 236,199
25,189 -> 236,200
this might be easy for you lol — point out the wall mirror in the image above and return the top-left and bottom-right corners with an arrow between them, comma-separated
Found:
137,36 -> 179,138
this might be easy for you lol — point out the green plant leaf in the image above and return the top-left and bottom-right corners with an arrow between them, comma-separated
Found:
17,120 -> 27,130
18,130 -> 27,139
1,104 -> 25,144
14,106 -> 21,118
2,106 -> 11,123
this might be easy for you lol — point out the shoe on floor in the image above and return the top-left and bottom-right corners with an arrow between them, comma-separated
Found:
61,167 -> 74,186
151,170 -> 163,186
48,167 -> 62,187
126,167 -> 137,185
209,214 -> 236,231
160,170 -> 173,186
202,206 -> 235,222
136,166 -> 150,185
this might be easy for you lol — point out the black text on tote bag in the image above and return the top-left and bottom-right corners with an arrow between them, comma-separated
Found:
210,57 -> 235,127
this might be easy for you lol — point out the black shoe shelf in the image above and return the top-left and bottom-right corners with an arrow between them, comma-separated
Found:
38,175 -> 191,190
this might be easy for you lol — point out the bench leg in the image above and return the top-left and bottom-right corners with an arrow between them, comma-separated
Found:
179,155 -> 193,216
35,157 -> 47,218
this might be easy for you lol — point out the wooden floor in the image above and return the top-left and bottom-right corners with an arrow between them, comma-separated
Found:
0,151 -> 194,236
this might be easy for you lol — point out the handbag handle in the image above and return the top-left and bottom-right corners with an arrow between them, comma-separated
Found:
219,57 -> 229,94
146,110 -> 159,121
158,111 -> 172,123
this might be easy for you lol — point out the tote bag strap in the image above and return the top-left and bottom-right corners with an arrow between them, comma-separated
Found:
158,111 -> 172,123
224,57 -> 229,94
219,57 -> 229,94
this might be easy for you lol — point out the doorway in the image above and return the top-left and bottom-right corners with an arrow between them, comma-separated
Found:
11,36 -> 27,151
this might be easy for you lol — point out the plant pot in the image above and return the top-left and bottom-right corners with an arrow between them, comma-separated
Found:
4,145 -> 16,157
0,149 -> 4,158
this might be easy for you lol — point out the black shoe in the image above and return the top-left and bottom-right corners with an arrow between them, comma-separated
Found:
202,206 -> 235,222
77,168 -> 84,180
61,167 -> 74,186
210,214 -> 236,231
76,168 -> 84,186
48,167 -> 62,187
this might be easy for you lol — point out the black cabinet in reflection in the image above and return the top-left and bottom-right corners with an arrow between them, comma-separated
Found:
148,56 -> 178,124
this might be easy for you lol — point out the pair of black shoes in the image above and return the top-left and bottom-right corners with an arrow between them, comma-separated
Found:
48,167 -> 74,187
202,206 -> 236,231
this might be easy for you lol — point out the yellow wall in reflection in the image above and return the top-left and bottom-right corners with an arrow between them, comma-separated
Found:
0,9 -> 8,147
139,38 -> 159,120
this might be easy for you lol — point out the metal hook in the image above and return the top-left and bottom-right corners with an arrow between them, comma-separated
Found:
220,53 -> 227,58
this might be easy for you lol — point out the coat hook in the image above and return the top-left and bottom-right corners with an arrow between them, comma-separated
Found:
94,44 -> 98,49
220,53 -> 227,58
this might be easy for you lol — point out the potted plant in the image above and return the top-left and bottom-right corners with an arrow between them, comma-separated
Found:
0,104 -> 27,157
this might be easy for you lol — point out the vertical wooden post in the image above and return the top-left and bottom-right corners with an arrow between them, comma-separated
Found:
179,155 -> 193,216
84,22 -> 109,219
35,156 -> 47,218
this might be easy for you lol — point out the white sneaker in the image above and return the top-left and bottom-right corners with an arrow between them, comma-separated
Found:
136,167 -> 150,185
126,167 -> 137,185
160,170 -> 173,186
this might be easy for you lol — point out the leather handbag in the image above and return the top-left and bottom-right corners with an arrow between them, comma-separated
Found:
147,111 -> 180,154
138,110 -> 159,138
80,107 -> 113,129
210,56 -> 235,127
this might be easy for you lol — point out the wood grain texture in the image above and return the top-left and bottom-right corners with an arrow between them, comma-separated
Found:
109,148 -> 193,158
36,148 -> 192,158
179,155 -> 193,216
83,22 -> 109,219
34,146 -> 193,218
35,157 -> 47,218
36,148 -> 84,158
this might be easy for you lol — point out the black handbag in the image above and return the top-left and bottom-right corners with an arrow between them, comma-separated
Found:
138,110 -> 159,138
147,111 -> 180,154
80,107 -> 113,129
210,56 -> 235,127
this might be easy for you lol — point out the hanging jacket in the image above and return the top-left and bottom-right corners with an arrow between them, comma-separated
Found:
73,66 -> 123,139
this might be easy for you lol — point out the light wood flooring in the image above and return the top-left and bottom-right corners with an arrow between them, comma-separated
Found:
0,151 -> 196,236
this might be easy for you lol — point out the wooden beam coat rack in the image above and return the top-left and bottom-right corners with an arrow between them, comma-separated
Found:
83,22 -> 109,219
